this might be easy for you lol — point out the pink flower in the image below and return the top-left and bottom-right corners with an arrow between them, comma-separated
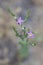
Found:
27,31 -> 35,38
17,17 -> 24,25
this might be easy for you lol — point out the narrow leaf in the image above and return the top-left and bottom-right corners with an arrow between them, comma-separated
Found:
8,8 -> 15,16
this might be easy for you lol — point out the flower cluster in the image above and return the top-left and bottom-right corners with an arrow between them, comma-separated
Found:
17,17 -> 35,39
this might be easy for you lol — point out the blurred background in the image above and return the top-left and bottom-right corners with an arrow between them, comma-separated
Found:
0,0 -> 43,65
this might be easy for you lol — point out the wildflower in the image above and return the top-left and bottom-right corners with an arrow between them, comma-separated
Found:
17,17 -> 24,25
27,31 -> 35,38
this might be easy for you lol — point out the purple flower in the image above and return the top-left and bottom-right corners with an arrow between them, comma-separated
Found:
27,31 -> 35,38
17,17 -> 24,25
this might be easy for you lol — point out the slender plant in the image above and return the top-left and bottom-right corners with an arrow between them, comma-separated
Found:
8,8 -> 43,60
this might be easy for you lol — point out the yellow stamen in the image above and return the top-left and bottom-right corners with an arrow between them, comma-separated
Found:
29,33 -> 32,36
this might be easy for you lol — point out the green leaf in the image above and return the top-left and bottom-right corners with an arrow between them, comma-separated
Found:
8,8 -> 15,16
13,26 -> 19,36
24,10 -> 30,23
13,26 -> 24,39
13,26 -> 18,33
